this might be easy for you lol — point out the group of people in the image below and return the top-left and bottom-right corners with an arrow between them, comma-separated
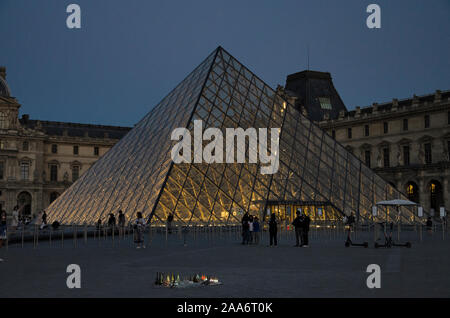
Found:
96,210 -> 147,249
241,213 -> 261,245
241,209 -> 311,247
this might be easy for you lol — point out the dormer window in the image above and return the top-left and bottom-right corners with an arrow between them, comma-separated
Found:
318,97 -> 332,110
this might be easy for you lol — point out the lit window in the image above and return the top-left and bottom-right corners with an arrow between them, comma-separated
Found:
407,184 -> 414,196
318,97 -> 332,110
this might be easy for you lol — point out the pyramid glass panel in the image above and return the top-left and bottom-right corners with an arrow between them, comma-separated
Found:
47,47 -> 416,225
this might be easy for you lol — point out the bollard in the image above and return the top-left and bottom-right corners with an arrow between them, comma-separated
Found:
21,226 -> 24,248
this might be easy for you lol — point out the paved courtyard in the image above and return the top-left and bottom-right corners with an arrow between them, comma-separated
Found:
0,228 -> 449,298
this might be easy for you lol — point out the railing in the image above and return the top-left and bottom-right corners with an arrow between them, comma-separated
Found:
2,218 -> 447,250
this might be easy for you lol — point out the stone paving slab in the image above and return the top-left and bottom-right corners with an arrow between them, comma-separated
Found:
0,230 -> 449,298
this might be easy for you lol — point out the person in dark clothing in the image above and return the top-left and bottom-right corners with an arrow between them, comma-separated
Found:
241,212 -> 250,245
108,213 -> 116,235
41,210 -> 48,229
108,213 -> 116,227
268,213 -> 278,247
118,210 -> 126,227
292,209 -> 303,247
118,210 -> 126,236
167,213 -> 174,234
344,212 -> 356,244
96,218 -> 102,231
0,210 -> 7,249
301,213 -> 311,247
426,216 -> 433,232
253,217 -> 260,245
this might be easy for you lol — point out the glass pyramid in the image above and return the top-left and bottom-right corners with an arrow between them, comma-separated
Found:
47,47 -> 416,225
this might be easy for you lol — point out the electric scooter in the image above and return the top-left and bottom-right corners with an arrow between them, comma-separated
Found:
344,223 -> 368,248
374,222 -> 411,248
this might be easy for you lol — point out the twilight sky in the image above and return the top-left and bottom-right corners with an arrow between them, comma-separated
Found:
0,0 -> 449,127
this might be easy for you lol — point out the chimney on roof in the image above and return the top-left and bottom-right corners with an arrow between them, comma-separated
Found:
434,90 -> 442,103
0,66 -> 5,80
392,98 -> 398,111
412,94 -> 419,107
355,106 -> 361,118
372,103 -> 379,114
22,114 -> 29,123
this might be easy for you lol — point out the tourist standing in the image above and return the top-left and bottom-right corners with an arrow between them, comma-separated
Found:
268,213 -> 278,247
0,210 -> 7,249
134,212 -> 146,249
11,206 -> 19,231
118,210 -> 126,236
292,209 -> 302,247
167,213 -> 174,234
41,210 -> 48,230
248,215 -> 254,244
96,218 -> 102,231
253,217 -> 260,245
301,213 -> 311,247
241,212 -> 250,245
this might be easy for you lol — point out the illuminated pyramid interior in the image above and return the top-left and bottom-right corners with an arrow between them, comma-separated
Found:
47,47 -> 416,225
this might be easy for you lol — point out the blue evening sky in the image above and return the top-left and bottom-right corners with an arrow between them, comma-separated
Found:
0,0 -> 449,127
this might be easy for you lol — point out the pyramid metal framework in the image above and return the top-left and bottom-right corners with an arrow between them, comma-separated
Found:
47,47 -> 416,225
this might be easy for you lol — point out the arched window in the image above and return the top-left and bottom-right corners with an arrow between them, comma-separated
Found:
405,181 -> 419,204
429,180 -> 443,212
0,112 -> 8,129
17,191 -> 32,215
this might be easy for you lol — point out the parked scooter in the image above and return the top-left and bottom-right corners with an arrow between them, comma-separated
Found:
344,213 -> 368,248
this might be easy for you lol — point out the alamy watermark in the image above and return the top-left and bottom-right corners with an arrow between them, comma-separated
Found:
171,120 -> 280,175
